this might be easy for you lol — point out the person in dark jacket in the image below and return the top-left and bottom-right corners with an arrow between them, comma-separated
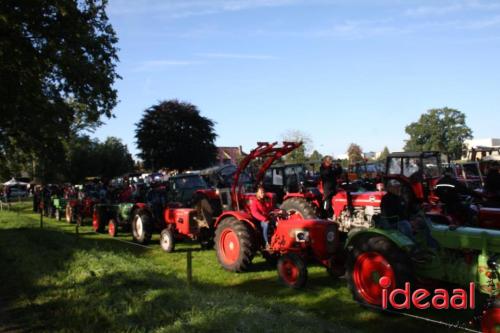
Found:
435,168 -> 479,225
485,163 -> 500,196
320,156 -> 342,218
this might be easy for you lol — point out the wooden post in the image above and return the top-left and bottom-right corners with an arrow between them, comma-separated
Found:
186,250 -> 193,289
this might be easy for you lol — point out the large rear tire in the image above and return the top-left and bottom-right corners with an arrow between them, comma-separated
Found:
346,235 -> 412,307
65,205 -> 73,223
132,211 -> 153,245
277,253 -> 308,289
194,197 -> 214,228
281,197 -> 318,219
215,217 -> 254,272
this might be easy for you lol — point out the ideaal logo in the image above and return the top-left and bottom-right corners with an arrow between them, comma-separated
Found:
379,276 -> 475,310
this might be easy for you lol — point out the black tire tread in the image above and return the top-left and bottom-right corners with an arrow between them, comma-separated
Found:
280,197 -> 318,219
215,217 -> 255,272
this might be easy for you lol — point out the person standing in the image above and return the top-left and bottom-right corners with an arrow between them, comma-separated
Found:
320,156 -> 342,218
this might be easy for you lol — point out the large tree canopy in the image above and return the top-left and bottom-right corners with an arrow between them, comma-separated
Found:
404,107 -> 472,160
135,100 -> 218,171
64,135 -> 134,183
0,0 -> 119,181
347,143 -> 364,163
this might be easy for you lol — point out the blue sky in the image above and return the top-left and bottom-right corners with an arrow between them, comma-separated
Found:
94,0 -> 500,158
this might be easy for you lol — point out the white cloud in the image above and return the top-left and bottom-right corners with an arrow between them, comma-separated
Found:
405,0 -> 500,17
109,0 -> 306,18
197,52 -> 277,60
134,60 -> 202,72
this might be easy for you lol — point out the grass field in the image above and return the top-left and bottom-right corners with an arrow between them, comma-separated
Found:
0,203 -> 477,332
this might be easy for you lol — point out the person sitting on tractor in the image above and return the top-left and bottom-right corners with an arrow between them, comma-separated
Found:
485,162 -> 500,197
249,184 -> 273,248
320,156 -> 343,218
435,167 -> 480,225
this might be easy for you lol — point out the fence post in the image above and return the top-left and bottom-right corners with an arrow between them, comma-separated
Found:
186,250 -> 193,289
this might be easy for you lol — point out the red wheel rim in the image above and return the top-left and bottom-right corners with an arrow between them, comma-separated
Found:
219,228 -> 240,264
482,307 -> 500,333
280,258 -> 299,284
353,252 -> 395,305
108,221 -> 115,237
92,211 -> 99,231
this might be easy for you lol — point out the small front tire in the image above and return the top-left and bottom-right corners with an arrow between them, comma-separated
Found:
160,229 -> 175,252
277,253 -> 308,289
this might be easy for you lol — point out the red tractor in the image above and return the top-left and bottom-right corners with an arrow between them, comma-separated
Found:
281,151 -> 500,233
211,142 -> 340,288
65,185 -> 101,225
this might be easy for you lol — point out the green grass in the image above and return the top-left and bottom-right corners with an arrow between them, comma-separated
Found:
0,203 -> 475,332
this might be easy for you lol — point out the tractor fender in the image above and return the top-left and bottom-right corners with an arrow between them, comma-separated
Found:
214,211 -> 257,230
345,227 -> 415,252
195,189 -> 219,200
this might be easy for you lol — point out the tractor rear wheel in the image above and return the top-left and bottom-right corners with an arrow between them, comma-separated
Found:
108,219 -> 118,237
277,253 -> 308,289
160,228 -> 175,252
65,205 -> 73,223
346,235 -> 411,307
281,197 -> 318,219
194,197 -> 214,228
132,211 -> 153,245
215,217 -> 254,272
92,208 -> 105,233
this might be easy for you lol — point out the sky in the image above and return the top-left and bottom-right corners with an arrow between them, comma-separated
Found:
93,0 -> 500,159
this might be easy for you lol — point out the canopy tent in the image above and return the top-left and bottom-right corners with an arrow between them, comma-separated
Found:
3,178 -> 29,186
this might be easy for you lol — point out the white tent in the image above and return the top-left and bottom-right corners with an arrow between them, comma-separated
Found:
3,178 -> 29,186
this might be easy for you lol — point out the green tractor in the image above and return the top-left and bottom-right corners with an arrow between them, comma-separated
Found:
345,217 -> 499,331
92,202 -> 141,238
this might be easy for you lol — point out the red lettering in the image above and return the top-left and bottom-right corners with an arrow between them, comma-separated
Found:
412,289 -> 431,309
382,288 -> 388,309
389,282 -> 410,310
450,289 -> 467,309
431,289 -> 450,310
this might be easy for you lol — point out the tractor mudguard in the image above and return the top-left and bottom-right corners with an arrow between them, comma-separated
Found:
214,211 -> 257,230
345,227 -> 415,252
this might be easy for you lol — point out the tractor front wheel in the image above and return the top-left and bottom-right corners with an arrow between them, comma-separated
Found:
108,219 -> 118,237
346,235 -> 411,307
160,228 -> 175,252
132,211 -> 153,245
280,197 -> 318,219
215,217 -> 254,272
92,209 -> 105,233
55,209 -> 61,221
277,253 -> 308,289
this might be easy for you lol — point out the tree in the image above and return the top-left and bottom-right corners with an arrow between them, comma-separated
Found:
378,146 -> 390,161
64,135 -> 134,183
135,100 -> 218,171
404,108 -> 472,161
347,143 -> 364,163
0,0 -> 120,181
281,130 -> 313,164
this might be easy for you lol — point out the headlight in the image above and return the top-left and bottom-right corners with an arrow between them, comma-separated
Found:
326,231 -> 335,243
294,230 -> 309,242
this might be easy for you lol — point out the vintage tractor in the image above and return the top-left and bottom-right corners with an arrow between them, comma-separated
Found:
344,214 -> 500,331
66,194 -> 100,225
212,142 -> 340,288
282,151 -> 500,234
